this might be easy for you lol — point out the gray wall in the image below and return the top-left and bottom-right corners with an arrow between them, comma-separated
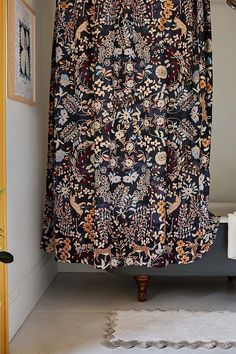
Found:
6,0 -> 57,340
210,0 -> 236,202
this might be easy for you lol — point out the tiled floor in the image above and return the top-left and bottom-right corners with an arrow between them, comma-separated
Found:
10,273 -> 236,353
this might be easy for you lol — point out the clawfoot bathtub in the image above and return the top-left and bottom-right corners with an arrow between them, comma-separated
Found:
107,222 -> 236,301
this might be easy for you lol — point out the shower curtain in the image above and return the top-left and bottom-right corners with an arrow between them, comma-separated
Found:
41,0 -> 221,269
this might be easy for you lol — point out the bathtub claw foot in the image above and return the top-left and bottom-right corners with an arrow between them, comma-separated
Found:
134,275 -> 150,302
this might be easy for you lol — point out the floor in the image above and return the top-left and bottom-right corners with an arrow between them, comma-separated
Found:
10,272 -> 236,354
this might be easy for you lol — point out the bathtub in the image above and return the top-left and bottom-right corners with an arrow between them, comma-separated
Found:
106,203 -> 236,301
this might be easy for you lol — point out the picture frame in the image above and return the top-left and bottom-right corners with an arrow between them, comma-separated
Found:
8,0 -> 36,105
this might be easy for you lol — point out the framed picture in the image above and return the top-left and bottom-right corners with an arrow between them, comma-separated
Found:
8,0 -> 36,105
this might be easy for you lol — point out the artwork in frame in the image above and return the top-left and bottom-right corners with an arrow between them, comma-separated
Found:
8,0 -> 36,105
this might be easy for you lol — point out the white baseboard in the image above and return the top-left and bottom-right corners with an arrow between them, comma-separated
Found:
9,254 -> 58,341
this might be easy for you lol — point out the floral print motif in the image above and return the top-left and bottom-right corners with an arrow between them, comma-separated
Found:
41,0 -> 221,269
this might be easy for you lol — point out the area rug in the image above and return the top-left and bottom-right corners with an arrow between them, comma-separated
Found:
103,309 -> 236,349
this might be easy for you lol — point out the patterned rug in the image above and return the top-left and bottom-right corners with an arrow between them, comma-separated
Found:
103,309 -> 236,349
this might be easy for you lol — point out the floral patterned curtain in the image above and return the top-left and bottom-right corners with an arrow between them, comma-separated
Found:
41,0 -> 220,269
